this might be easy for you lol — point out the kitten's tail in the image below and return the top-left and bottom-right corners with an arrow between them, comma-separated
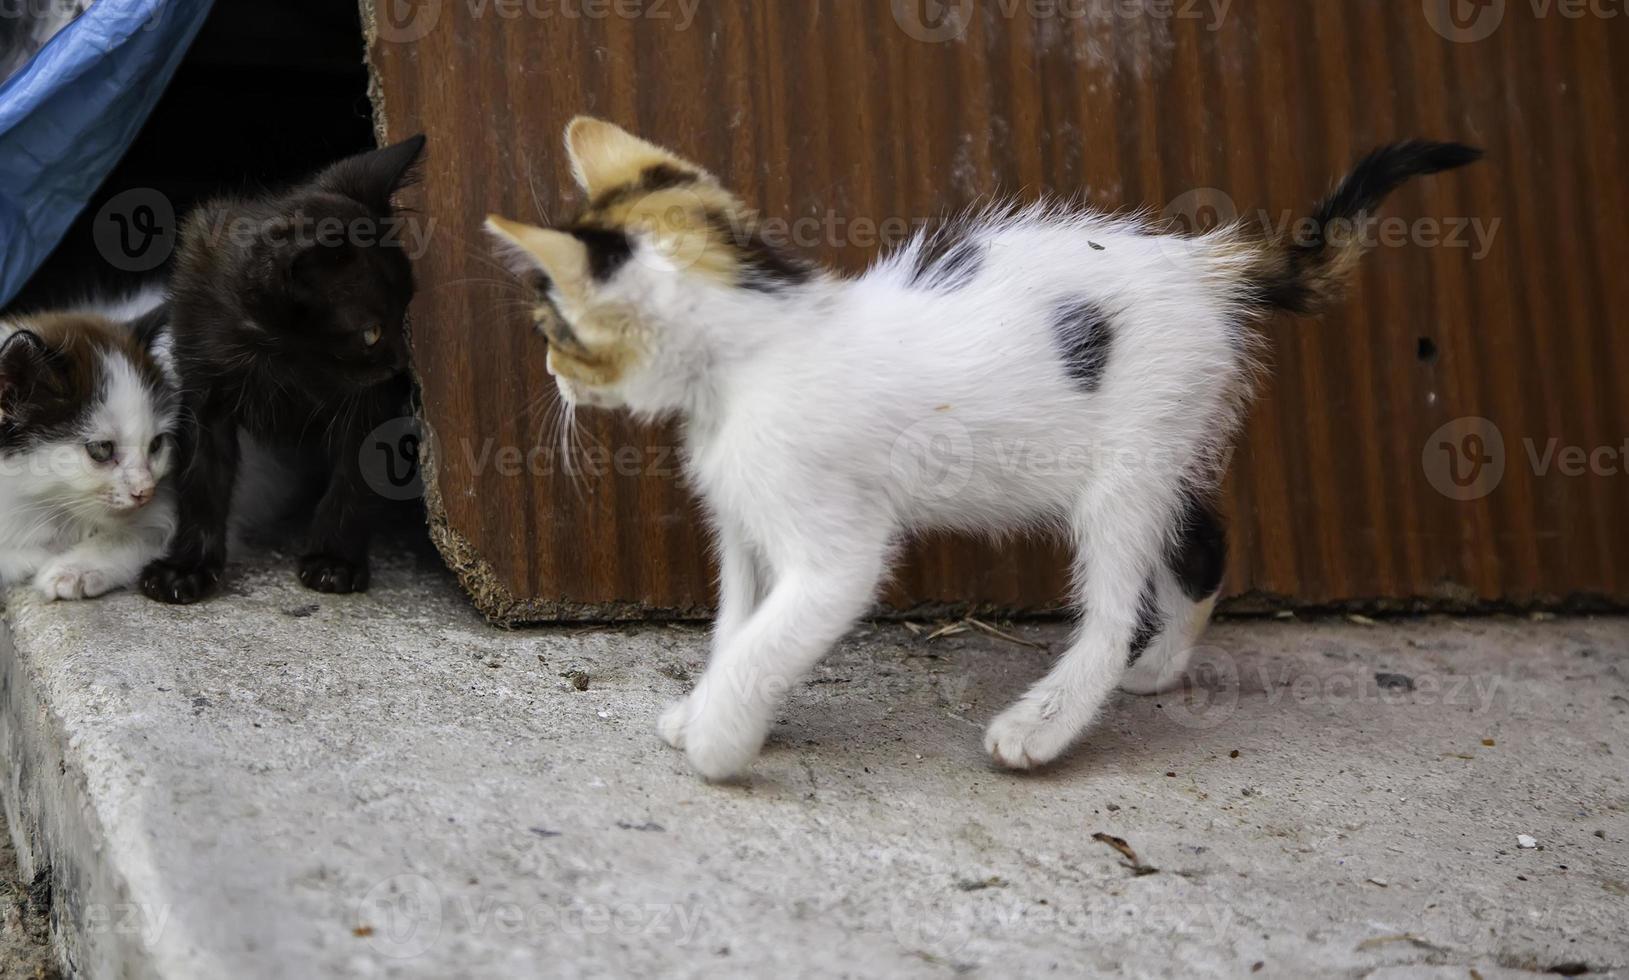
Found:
1237,140 -> 1484,316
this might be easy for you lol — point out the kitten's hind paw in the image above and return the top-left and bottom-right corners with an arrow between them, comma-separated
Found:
35,563 -> 115,601
297,554 -> 370,594
139,560 -> 222,605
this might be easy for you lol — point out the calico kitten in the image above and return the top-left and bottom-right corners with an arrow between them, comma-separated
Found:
139,136 -> 427,604
487,118 -> 1480,780
0,286 -> 179,599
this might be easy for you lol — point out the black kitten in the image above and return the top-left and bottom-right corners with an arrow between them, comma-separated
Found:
139,136 -> 428,604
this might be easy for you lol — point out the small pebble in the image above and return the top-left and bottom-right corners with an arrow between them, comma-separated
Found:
1517,834 -> 1538,849
1375,672 -> 1415,692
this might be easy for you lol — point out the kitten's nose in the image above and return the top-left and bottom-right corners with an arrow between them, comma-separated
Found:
128,486 -> 154,508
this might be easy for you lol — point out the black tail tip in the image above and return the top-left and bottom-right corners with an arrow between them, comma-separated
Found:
1398,139 -> 1486,173
1317,140 -> 1485,224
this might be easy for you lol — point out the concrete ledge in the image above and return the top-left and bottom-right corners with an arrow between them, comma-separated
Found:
3,548 -> 1626,977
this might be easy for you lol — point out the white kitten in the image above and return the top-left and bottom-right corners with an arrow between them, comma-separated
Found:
0,286 -> 180,600
487,119 -> 1481,779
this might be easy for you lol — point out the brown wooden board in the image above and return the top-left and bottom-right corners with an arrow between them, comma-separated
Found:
363,0 -> 1629,622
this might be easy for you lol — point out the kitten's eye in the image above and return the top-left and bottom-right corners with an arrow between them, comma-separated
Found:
85,441 -> 115,463
148,436 -> 164,456
361,325 -> 383,348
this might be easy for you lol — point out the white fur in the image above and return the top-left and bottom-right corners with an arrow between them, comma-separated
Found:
528,204 -> 1259,779
0,287 -> 178,600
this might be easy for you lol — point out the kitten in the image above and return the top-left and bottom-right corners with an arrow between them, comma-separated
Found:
0,285 -> 179,599
138,136 -> 427,605
487,118 -> 1481,780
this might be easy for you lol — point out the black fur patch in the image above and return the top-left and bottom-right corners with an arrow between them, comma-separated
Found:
1128,579 -> 1161,664
1051,298 -> 1114,392
1125,492 -> 1228,664
129,301 -> 171,350
637,163 -> 699,193
1169,488 -> 1227,601
568,226 -> 634,280
703,210 -> 813,293
908,229 -> 984,290
588,163 -> 702,212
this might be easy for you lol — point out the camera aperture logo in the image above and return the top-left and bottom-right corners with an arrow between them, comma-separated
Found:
892,0 -> 976,41
361,416 -> 438,502
375,0 -> 443,43
1157,187 -> 1237,265
358,873 -> 443,959
1159,646 -> 1241,730
93,188 -> 176,273
889,415 -> 974,501
1423,416 -> 1505,501
1423,0 -> 1506,41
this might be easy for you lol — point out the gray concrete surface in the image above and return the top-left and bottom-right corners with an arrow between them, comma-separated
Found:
1,545 -> 1626,979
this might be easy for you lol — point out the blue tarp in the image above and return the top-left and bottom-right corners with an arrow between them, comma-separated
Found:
0,0 -> 213,307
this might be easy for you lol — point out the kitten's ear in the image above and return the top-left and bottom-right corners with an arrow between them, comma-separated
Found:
0,330 -> 48,417
485,216 -> 591,302
563,117 -> 708,198
316,134 -> 428,214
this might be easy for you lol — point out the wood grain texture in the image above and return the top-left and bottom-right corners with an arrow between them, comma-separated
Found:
364,0 -> 1629,621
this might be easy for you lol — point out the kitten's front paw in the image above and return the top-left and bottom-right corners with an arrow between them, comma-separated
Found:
35,563 -> 115,601
139,560 -> 222,605
297,554 -> 370,594
682,696 -> 768,782
984,699 -> 1081,771
657,699 -> 690,750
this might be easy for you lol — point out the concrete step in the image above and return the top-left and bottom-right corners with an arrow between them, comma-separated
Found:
3,551 -> 1626,977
